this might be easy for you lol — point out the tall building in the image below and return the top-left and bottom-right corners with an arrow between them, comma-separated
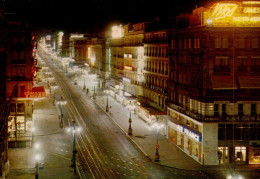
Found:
167,1 -> 260,165
0,7 -> 9,177
140,29 -> 169,123
6,20 -> 39,147
109,23 -> 151,106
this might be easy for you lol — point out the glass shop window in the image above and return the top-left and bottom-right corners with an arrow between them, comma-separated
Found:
218,147 -> 229,164
235,146 -> 246,163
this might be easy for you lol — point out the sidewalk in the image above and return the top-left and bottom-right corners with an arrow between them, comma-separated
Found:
7,81 -> 80,179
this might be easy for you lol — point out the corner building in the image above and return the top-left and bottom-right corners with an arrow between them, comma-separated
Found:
167,1 -> 260,165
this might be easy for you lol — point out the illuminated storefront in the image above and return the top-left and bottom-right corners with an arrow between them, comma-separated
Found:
168,114 -> 203,163
8,86 -> 46,145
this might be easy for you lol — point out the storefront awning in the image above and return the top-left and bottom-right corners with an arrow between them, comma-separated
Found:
211,76 -> 237,90
239,76 -> 260,89
140,105 -> 166,115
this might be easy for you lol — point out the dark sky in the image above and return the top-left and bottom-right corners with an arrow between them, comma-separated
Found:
2,0 -> 204,31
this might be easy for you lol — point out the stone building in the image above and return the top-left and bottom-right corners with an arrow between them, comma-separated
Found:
167,1 -> 260,165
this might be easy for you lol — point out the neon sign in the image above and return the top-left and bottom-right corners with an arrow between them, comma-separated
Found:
212,3 -> 238,19
205,2 -> 260,27
244,7 -> 260,13
24,92 -> 46,98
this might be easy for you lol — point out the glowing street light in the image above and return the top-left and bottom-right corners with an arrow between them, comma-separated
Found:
151,121 -> 164,162
56,96 -> 67,128
93,86 -> 96,100
66,120 -> 81,174
35,154 -> 42,179
127,101 -> 136,135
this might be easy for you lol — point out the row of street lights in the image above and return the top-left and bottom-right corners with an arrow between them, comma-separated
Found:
47,45 -> 164,164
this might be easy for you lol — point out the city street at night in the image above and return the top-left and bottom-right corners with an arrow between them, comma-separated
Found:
1,1 -> 260,179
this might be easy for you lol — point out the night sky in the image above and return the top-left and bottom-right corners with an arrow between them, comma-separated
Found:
2,0 -> 206,31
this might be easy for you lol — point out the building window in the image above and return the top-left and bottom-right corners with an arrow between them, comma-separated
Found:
252,38 -> 258,49
251,57 -> 260,72
251,104 -> 256,115
171,40 -> 175,49
222,38 -> 228,48
218,147 -> 229,164
194,38 -> 200,49
235,146 -> 246,163
184,39 -> 187,49
214,104 -> 219,117
215,38 -> 221,48
214,57 -> 230,73
188,39 -> 192,49
237,57 -> 247,72
222,104 -> 227,117
215,38 -> 228,48
238,104 -> 243,116
239,38 -> 245,48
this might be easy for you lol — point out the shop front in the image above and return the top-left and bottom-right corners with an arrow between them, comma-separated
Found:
168,120 -> 202,163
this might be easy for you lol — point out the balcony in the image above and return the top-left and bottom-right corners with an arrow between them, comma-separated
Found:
167,103 -> 260,122
8,76 -> 32,81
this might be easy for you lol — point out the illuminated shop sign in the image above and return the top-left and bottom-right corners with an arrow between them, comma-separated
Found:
124,65 -> 133,71
177,125 -> 202,142
70,34 -> 84,38
24,92 -> 46,98
211,3 -> 238,19
205,1 -> 260,27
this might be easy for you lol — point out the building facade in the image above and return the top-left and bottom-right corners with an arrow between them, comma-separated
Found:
143,30 -> 169,111
0,8 -> 9,177
6,20 -> 37,147
167,1 -> 260,165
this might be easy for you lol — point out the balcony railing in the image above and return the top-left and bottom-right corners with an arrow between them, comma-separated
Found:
8,76 -> 32,81
168,103 -> 260,122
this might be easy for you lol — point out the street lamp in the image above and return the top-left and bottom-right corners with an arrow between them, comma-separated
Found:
74,73 -> 78,85
151,121 -> 164,162
56,96 -> 67,128
83,73 -> 86,91
127,101 -> 136,135
66,120 -> 81,174
93,86 -> 96,100
35,154 -> 41,179
52,86 -> 58,106
104,88 -> 109,112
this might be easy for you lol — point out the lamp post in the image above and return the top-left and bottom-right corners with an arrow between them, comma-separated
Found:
52,86 -> 58,106
74,73 -> 78,85
105,89 -> 109,112
127,102 -> 136,136
35,154 -> 41,179
93,86 -> 96,100
67,120 -> 81,174
83,76 -> 86,91
151,121 -> 164,162
57,96 -> 66,128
